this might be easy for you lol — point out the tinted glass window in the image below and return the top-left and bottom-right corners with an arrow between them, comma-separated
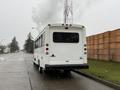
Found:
35,33 -> 45,49
53,32 -> 79,43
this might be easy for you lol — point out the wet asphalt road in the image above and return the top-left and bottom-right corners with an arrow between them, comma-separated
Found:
0,52 -> 115,90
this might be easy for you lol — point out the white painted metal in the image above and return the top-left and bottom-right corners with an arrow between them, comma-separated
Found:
33,24 -> 87,69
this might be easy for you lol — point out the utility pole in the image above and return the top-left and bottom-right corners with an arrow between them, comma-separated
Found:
64,0 -> 73,25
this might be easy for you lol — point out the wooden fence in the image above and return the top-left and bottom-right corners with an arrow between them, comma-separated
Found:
87,29 -> 120,62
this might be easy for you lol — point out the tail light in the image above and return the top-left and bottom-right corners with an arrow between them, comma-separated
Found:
84,44 -> 87,54
84,44 -> 87,51
84,48 -> 87,51
46,48 -> 49,50
45,43 -> 49,55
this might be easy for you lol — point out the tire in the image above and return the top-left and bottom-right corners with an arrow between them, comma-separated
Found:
33,58 -> 37,66
39,66 -> 43,74
33,62 -> 36,65
38,60 -> 43,74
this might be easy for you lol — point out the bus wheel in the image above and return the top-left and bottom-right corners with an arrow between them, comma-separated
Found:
38,60 -> 42,73
39,66 -> 43,73
33,62 -> 36,66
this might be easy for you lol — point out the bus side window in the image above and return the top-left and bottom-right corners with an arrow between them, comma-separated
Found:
38,37 -> 41,48
35,40 -> 38,48
35,41 -> 36,48
34,34 -> 44,48
41,34 -> 45,47
37,40 -> 38,48
43,34 -> 45,46
40,35 -> 42,47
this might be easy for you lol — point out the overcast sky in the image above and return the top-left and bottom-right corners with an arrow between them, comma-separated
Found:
0,0 -> 120,49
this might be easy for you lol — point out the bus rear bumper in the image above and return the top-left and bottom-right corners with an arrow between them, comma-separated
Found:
45,64 -> 89,70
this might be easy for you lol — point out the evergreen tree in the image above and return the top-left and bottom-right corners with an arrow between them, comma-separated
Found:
10,37 -> 19,52
0,45 -> 5,54
24,32 -> 34,53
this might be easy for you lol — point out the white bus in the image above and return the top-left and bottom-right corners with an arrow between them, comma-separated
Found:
33,24 -> 89,73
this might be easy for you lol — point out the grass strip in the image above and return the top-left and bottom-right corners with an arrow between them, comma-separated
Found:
80,60 -> 120,85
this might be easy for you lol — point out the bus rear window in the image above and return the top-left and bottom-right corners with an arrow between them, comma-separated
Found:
53,32 -> 79,43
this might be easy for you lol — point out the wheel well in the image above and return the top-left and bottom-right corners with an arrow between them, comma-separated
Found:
38,59 -> 40,65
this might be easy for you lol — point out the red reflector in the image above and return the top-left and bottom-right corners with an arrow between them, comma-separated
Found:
46,52 -> 49,55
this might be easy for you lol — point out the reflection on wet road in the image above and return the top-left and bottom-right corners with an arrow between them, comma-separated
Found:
0,52 -> 115,90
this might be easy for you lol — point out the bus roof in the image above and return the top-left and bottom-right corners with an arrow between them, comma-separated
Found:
47,24 -> 85,29
34,24 -> 85,41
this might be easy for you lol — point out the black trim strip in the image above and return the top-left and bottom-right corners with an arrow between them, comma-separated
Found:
45,64 -> 89,69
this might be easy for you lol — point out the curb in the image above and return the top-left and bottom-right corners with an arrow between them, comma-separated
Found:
73,70 -> 120,90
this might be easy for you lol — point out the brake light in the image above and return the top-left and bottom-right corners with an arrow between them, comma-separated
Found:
45,43 -> 49,55
84,44 -> 87,54
84,48 -> 87,51
46,48 -> 49,50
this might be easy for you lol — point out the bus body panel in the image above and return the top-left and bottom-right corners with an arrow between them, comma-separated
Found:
49,27 -> 85,65
33,24 -> 88,70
